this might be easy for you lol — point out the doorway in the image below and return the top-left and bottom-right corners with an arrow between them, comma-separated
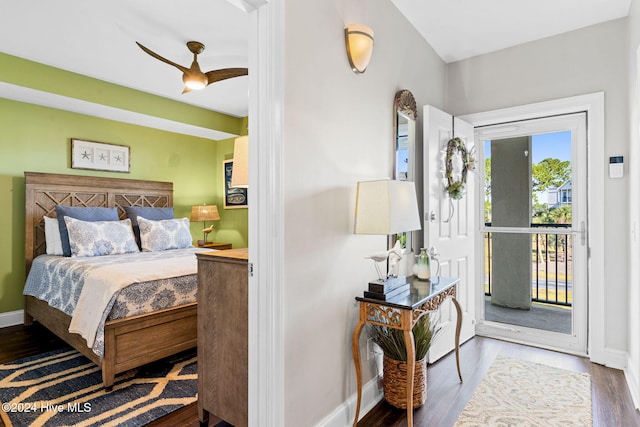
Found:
475,113 -> 588,355
460,93 -> 606,358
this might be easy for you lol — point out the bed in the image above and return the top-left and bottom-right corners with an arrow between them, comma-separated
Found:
23,171 -> 201,389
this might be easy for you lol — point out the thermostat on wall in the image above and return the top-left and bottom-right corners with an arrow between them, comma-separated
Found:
609,156 -> 624,178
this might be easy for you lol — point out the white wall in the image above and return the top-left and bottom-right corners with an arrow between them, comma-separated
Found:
626,0 -> 640,408
446,19 -> 630,353
281,0 -> 446,425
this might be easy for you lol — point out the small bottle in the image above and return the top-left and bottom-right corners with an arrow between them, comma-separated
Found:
413,248 -> 430,280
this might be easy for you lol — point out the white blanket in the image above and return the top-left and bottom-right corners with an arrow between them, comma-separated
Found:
68,251 -> 198,347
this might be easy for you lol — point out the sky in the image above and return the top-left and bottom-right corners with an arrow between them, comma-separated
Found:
483,130 -> 572,163
531,131 -> 572,163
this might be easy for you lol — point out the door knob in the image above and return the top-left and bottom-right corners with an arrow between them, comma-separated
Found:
428,211 -> 436,222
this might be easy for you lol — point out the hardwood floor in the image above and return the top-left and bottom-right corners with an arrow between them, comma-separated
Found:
2,324 -> 639,426
358,336 -> 640,427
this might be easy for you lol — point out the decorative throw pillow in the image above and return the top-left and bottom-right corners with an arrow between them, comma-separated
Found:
64,217 -> 139,257
137,216 -> 192,252
56,206 -> 120,256
43,216 -> 64,255
123,206 -> 174,249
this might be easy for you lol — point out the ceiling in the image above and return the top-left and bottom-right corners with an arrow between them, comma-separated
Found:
391,0 -> 632,63
0,0 -> 632,119
0,0 -> 250,117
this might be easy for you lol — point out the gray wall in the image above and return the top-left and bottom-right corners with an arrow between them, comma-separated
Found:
278,6 -> 637,422
282,0 -> 446,424
446,18 -> 630,352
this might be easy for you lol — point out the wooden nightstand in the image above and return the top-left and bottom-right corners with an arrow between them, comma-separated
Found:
196,242 -> 232,250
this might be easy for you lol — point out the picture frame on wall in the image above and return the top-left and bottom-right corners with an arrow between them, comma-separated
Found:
71,138 -> 130,173
223,159 -> 248,209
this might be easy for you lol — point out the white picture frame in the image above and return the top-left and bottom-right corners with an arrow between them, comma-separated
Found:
71,139 -> 130,173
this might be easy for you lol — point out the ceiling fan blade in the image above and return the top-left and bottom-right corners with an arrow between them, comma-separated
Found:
136,42 -> 188,73
204,68 -> 249,85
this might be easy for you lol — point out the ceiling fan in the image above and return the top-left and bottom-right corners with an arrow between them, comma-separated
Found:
136,41 -> 248,94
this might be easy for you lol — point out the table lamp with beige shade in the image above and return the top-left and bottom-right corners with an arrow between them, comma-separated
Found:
190,204 -> 220,246
354,179 -> 421,287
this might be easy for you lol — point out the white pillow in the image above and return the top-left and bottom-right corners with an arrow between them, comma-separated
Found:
64,217 -> 139,257
43,216 -> 63,255
137,216 -> 192,252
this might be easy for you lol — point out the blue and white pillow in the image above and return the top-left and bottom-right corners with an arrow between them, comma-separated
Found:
123,206 -> 174,249
137,216 -> 192,252
64,217 -> 139,257
55,206 -> 120,256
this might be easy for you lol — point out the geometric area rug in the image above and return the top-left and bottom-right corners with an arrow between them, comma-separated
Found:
454,355 -> 592,427
0,347 -> 196,427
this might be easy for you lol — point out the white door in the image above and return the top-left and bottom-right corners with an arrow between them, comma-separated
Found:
423,105 -> 476,362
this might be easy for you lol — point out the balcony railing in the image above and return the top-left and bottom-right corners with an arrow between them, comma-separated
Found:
484,223 -> 572,307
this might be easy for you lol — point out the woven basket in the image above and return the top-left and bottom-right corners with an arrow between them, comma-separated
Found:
382,355 -> 427,409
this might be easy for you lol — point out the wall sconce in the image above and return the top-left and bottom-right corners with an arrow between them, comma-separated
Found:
231,135 -> 249,188
344,24 -> 374,74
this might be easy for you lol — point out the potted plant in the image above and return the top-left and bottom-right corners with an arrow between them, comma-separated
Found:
369,313 -> 439,409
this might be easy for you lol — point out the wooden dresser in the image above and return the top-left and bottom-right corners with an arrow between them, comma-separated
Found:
196,248 -> 248,427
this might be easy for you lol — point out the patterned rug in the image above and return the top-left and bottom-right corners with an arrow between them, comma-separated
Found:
455,355 -> 592,426
0,347 -> 196,427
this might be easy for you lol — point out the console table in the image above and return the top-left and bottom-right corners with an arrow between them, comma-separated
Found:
352,276 -> 462,427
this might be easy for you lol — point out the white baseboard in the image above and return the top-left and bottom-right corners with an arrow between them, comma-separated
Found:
604,347 -> 628,370
0,310 -> 24,328
316,375 -> 383,427
625,358 -> 640,410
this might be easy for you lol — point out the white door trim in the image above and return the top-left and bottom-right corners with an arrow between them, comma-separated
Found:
247,0 -> 285,425
460,92 -> 606,364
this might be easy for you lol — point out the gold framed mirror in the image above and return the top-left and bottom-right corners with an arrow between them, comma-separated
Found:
392,89 -> 417,252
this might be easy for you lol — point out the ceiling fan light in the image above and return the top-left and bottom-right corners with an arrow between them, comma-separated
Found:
183,72 -> 208,90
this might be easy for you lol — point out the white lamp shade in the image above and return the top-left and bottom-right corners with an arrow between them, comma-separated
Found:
345,24 -> 374,73
354,179 -> 421,235
230,135 -> 249,188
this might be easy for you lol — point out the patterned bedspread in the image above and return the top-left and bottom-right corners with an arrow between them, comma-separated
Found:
24,247 -> 208,358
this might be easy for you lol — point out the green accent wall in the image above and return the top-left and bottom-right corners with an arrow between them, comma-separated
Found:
0,55 -> 248,315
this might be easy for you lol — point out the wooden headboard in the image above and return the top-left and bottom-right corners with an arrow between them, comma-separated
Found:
25,172 -> 173,273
